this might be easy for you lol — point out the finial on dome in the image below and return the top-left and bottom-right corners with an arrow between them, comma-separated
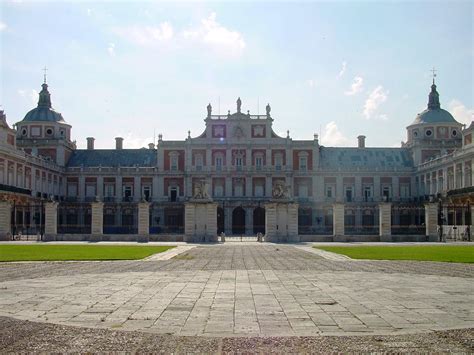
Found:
43,66 -> 48,84
427,69 -> 440,110
37,80 -> 52,108
431,67 -> 437,85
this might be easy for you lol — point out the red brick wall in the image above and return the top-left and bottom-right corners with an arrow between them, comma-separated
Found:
271,150 -> 286,165
164,150 -> 185,171
293,150 -> 313,170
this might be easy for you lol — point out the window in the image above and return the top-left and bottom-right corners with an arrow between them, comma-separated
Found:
255,184 -> 264,197
298,184 -> 308,198
31,127 -> 40,137
21,128 -> 27,136
452,130 -> 457,137
215,156 -> 223,169
275,155 -> 283,171
345,187 -> 353,202
143,186 -> 151,201
255,156 -> 263,170
382,185 -> 391,201
195,154 -> 203,171
400,184 -> 410,199
104,184 -> 114,197
425,129 -> 432,137
170,156 -> 178,171
67,183 -> 77,197
325,185 -> 334,198
85,184 -> 96,197
170,187 -> 178,202
46,128 -> 53,136
234,183 -> 243,197
214,184 -> 224,197
364,186 -> 373,202
123,185 -> 132,198
299,156 -> 307,171
235,157 -> 243,167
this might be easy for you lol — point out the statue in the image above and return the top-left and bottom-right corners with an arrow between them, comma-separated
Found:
207,103 -> 212,117
193,180 -> 210,199
266,103 -> 271,116
272,181 -> 291,199
237,97 -> 242,113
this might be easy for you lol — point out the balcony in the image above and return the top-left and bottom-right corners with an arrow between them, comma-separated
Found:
103,196 -> 115,203
0,183 -> 32,196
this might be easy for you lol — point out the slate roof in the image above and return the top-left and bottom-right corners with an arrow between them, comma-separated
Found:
23,107 -> 66,123
411,108 -> 458,125
67,149 -> 157,168
319,147 -> 414,170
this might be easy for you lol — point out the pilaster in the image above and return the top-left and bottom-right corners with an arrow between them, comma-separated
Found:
137,201 -> 150,242
424,202 -> 438,242
0,201 -> 12,240
379,202 -> 392,240
333,203 -> 345,237
44,201 -> 58,241
90,201 -> 103,241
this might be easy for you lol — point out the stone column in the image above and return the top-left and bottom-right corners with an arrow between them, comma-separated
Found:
265,203 -> 277,242
134,176 -> 141,202
379,202 -> 392,241
333,203 -> 345,238
336,176 -> 343,202
265,176 -> 272,198
90,201 -> 103,242
97,176 -> 104,200
245,207 -> 253,235
0,201 -> 12,241
184,203 -> 195,242
206,202 -> 218,242
287,202 -> 299,242
224,206 -> 232,235
137,201 -> 150,242
425,202 -> 438,242
44,201 -> 58,241
184,201 -> 217,242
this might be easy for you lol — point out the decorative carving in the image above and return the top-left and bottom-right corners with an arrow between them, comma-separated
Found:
193,180 -> 210,199
232,126 -> 244,138
253,125 -> 265,137
272,180 -> 291,199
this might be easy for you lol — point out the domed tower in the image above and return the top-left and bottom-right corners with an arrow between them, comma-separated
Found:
16,80 -> 76,166
405,79 -> 463,165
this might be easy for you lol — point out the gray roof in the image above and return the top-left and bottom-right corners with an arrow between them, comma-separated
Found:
67,149 -> 157,168
319,147 -> 413,170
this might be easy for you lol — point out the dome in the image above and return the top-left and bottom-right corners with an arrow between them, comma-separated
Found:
23,107 -> 65,123
410,81 -> 460,126
412,108 -> 457,125
20,83 -> 66,123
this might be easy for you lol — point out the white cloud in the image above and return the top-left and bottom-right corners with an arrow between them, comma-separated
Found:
363,86 -> 388,119
338,61 -> 347,78
86,8 -> 92,16
18,89 -> 38,106
448,99 -> 473,126
320,121 -> 352,147
112,22 -> 173,46
107,43 -> 116,57
307,79 -> 316,88
344,76 -> 363,96
0,21 -> 7,32
183,12 -> 245,56
117,132 -> 154,149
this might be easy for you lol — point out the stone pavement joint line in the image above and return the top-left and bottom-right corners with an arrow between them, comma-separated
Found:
0,245 -> 472,337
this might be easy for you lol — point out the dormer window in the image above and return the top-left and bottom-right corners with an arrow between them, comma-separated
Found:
46,128 -> 53,136
452,130 -> 457,137
425,129 -> 432,137
21,128 -> 27,136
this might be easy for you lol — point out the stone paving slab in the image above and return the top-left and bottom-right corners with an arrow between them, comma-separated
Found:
0,244 -> 473,339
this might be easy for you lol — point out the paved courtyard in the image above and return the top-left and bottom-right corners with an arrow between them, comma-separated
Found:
0,244 -> 472,340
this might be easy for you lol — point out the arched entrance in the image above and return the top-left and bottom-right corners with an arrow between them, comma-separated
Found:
232,207 -> 245,234
253,207 -> 265,234
217,207 -> 225,234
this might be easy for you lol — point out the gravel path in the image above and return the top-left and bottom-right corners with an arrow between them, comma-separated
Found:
1,316 -> 472,353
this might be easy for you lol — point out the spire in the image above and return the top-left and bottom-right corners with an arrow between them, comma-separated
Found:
427,81 -> 440,110
427,67 -> 440,110
37,83 -> 52,108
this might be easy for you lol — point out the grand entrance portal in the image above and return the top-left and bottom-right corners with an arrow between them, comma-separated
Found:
232,207 -> 245,234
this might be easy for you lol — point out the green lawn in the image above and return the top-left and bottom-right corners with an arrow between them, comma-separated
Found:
0,245 -> 175,262
316,245 -> 474,263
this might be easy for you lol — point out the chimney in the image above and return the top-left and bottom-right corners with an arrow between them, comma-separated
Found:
115,137 -> 123,150
148,143 -> 155,149
86,137 -> 95,150
357,135 -> 366,148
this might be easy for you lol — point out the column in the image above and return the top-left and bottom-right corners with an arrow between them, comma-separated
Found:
265,176 -> 272,198
287,202 -> 299,242
206,202 -> 218,242
336,176 -> 343,202
134,176 -> 141,202
0,201 -> 12,240
265,203 -> 277,242
333,203 -> 345,237
152,175 -> 160,201
245,149 -> 252,169
97,176 -> 104,200
245,207 -> 253,235
184,203 -> 195,242
424,202 -> 439,242
245,177 -> 252,197
265,149 -> 271,168
225,177 -> 232,198
78,175 -> 85,201
224,206 -> 232,235
44,201 -> 58,241
392,177 -> 399,202
90,201 -> 103,241
116,176 -> 122,202
137,202 -> 150,242
379,202 -> 392,240
373,176 -> 381,201
355,176 -> 362,202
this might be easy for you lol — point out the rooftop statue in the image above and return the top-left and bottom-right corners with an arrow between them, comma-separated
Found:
266,103 -> 271,117
237,97 -> 242,113
207,103 -> 212,117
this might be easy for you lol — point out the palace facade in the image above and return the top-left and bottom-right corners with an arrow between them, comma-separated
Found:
0,79 -> 472,241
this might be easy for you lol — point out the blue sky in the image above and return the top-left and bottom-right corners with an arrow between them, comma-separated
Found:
1,0 -> 472,149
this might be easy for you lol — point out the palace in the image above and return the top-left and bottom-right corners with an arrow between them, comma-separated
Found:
0,78 -> 472,242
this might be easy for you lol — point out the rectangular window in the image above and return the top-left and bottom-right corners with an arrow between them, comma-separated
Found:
256,157 -> 263,168
85,184 -> 96,197
123,185 -> 132,198
325,185 -> 333,198
170,156 -> 178,171
382,186 -> 391,201
255,185 -> 264,197
143,186 -> 151,201
299,184 -> 308,198
67,184 -> 77,197
345,187 -> 353,202
400,184 -> 410,199
299,157 -> 307,171
214,185 -> 224,197
364,186 -> 373,201
234,185 -> 243,197
104,184 -> 114,197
